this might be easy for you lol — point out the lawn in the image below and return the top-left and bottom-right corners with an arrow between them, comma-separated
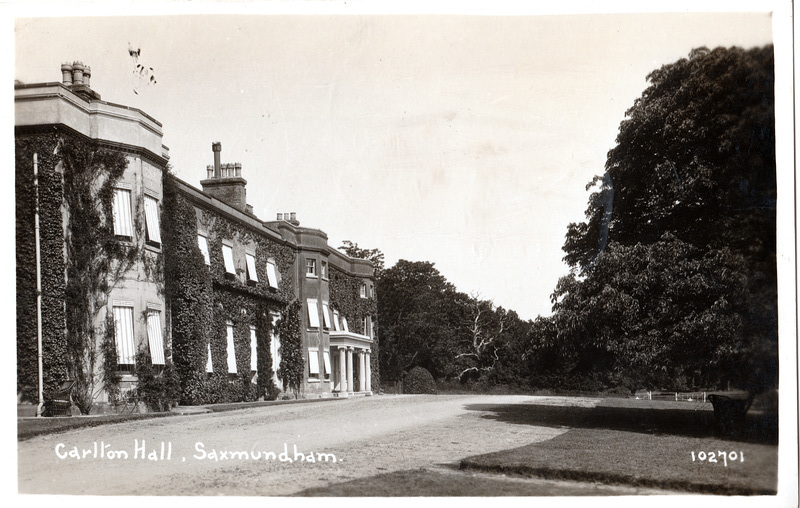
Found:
297,467 -> 660,496
460,397 -> 778,495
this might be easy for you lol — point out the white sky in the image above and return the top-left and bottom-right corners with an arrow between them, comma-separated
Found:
11,5 -> 777,321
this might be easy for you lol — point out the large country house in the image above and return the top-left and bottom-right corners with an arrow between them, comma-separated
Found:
16,62 -> 377,414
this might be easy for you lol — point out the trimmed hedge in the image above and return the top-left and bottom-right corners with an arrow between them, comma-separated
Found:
403,366 -> 437,394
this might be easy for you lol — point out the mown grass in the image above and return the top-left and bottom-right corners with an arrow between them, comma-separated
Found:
460,397 -> 778,495
297,467 -> 651,496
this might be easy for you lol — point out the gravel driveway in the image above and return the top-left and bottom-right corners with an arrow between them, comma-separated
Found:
18,394 -> 605,496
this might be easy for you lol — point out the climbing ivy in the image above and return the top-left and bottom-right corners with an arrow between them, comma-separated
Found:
329,266 -> 379,390
100,312 -> 122,404
15,131 -> 142,413
162,173 -> 214,404
162,172 -> 295,404
135,347 -> 181,412
60,136 -> 139,413
16,133 -> 68,402
278,300 -> 303,398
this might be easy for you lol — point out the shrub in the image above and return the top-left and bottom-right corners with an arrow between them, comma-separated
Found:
135,349 -> 181,412
403,366 -> 437,394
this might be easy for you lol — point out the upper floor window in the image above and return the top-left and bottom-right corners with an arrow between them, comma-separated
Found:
306,258 -> 317,277
321,302 -> 332,330
245,253 -> 259,283
197,234 -> 211,265
266,260 -> 279,288
332,310 -> 341,332
143,195 -> 162,247
360,283 -> 367,298
112,188 -> 133,240
306,299 -> 320,328
321,260 -> 328,279
222,244 -> 236,275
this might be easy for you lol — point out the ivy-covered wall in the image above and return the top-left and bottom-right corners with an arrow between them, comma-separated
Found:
278,300 -> 303,398
18,136 -> 379,406
16,133 -> 68,401
163,175 -> 302,404
329,266 -> 379,390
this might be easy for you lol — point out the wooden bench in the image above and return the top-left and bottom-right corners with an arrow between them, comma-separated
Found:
43,379 -> 75,417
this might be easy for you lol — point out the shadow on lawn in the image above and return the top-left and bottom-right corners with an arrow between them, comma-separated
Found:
463,402 -> 777,445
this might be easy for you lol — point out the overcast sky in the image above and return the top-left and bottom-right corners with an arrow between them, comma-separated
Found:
12,5 -> 778,320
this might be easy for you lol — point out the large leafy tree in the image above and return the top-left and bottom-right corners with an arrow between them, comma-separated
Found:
553,46 -> 776,396
377,260 -> 462,381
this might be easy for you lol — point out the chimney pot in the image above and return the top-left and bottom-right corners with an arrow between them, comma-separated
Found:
235,162 -> 242,177
206,165 -> 214,179
83,65 -> 91,87
290,212 -> 297,221
212,142 -> 221,177
277,213 -> 283,221
61,63 -> 73,85
72,61 -> 85,85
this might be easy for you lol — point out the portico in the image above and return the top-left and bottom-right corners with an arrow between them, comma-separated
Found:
329,331 -> 372,397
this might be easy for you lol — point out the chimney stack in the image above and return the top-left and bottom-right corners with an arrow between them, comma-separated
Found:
200,142 -> 248,212
60,61 -> 100,100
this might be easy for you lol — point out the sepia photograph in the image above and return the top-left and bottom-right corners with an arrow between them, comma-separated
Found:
9,0 -> 797,504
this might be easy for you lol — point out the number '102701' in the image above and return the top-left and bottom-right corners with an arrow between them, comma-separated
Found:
691,451 -> 743,467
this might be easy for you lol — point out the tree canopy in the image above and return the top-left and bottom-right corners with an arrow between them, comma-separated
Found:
550,45 -> 776,395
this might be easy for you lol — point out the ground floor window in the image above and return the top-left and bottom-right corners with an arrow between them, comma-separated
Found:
146,310 -> 165,365
226,321 -> 237,374
308,348 -> 320,379
113,304 -> 136,373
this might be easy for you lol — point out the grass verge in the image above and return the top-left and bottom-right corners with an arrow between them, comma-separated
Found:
460,398 -> 778,495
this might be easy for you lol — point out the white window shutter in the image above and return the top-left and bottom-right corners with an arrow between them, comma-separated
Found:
306,299 -> 320,328
308,349 -> 320,375
266,262 -> 278,288
321,303 -> 331,329
113,306 -> 136,365
113,189 -> 133,238
222,245 -> 236,274
226,322 -> 237,373
246,254 -> 258,282
197,235 -> 211,265
322,351 -> 332,376
143,196 -> 162,244
250,325 -> 258,371
146,311 -> 165,365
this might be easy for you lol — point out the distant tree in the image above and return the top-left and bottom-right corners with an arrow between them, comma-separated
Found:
339,240 -> 385,275
552,46 -> 776,398
453,295 -> 509,381
377,260 -> 461,382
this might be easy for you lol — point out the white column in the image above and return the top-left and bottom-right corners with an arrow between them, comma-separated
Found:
365,350 -> 372,393
346,347 -> 354,394
338,347 -> 347,394
358,350 -> 366,392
